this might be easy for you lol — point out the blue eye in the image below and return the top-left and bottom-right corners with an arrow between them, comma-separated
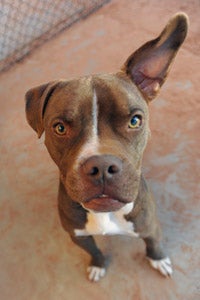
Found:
129,115 -> 142,129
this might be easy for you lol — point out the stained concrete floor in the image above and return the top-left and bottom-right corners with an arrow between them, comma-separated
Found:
0,1 -> 199,299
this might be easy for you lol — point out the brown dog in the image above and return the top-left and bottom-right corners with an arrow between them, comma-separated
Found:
25,13 -> 188,281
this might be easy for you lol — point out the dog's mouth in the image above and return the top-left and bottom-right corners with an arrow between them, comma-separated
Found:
82,194 -> 127,212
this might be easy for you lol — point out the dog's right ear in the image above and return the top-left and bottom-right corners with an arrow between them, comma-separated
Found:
25,81 -> 60,138
122,13 -> 188,101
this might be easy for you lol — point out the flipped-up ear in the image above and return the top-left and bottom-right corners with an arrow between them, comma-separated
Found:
122,12 -> 188,101
25,81 -> 60,138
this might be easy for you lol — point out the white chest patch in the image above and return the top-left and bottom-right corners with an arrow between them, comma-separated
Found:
74,202 -> 139,237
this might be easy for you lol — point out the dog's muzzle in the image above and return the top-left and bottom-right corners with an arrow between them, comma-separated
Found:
80,155 -> 130,212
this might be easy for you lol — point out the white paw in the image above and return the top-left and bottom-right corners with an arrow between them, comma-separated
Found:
148,257 -> 173,277
87,266 -> 106,282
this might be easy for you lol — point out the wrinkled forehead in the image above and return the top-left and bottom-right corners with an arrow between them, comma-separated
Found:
92,74 -> 148,115
44,73 -> 148,121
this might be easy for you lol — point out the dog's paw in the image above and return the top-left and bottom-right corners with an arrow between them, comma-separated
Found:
147,257 -> 173,277
87,266 -> 106,282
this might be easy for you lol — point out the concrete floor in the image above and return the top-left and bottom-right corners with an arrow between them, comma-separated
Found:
0,1 -> 199,299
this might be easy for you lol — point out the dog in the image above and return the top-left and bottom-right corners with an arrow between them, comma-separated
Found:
25,13 -> 188,282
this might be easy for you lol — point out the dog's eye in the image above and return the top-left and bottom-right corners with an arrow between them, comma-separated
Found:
129,115 -> 142,129
54,123 -> 66,135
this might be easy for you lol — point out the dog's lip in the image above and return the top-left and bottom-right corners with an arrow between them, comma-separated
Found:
85,194 -> 126,202
83,194 -> 127,212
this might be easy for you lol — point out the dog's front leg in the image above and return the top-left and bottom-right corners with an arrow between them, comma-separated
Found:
58,183 -> 107,281
128,176 -> 173,276
143,236 -> 173,277
70,234 -> 107,281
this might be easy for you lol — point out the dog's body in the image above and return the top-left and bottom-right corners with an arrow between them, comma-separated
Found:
25,13 -> 188,281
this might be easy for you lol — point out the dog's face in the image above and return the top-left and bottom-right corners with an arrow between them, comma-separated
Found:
25,13 -> 188,212
42,74 -> 149,211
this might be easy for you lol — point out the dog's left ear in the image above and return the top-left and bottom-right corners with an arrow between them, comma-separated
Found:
25,81 -> 60,138
122,12 -> 188,101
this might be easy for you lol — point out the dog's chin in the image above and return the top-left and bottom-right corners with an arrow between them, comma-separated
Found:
82,196 -> 127,212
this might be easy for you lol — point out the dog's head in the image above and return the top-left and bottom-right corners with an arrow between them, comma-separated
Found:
25,13 -> 188,212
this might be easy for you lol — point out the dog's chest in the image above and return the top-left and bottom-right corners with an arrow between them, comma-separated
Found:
74,203 -> 139,237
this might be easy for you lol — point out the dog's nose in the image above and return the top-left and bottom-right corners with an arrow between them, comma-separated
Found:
82,155 -> 122,183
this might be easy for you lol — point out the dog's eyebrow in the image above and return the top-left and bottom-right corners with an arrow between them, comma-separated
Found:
50,114 -> 74,124
110,106 -> 144,124
128,106 -> 145,116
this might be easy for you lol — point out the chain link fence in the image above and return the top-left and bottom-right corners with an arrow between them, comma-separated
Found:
0,0 -> 110,73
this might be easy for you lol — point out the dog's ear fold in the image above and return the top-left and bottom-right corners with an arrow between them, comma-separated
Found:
25,81 -> 60,138
122,13 -> 188,101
